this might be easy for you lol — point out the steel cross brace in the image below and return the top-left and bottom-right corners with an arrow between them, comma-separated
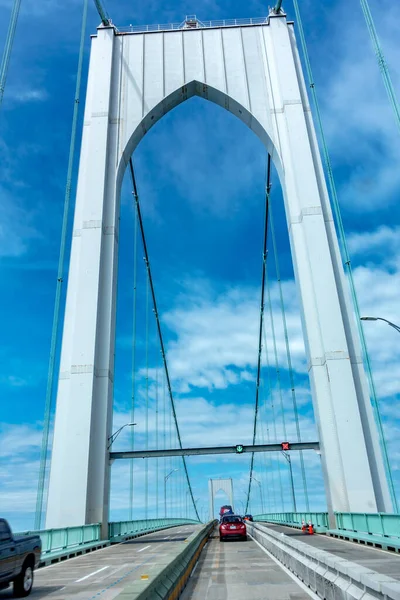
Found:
110,441 -> 320,460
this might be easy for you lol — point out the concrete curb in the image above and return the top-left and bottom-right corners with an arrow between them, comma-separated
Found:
115,521 -> 216,599
247,523 -> 400,600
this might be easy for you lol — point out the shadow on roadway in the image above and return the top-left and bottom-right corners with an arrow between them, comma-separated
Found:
0,586 -> 62,598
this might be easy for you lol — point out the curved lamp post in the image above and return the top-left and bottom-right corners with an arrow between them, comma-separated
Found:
361,316 -> 400,334
164,469 -> 179,518
107,422 -> 136,449
281,452 -> 297,512
251,476 -> 265,514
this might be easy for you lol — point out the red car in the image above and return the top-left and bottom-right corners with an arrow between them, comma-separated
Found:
219,514 -> 247,542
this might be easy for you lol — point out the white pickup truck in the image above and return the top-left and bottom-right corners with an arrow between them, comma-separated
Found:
0,519 -> 41,597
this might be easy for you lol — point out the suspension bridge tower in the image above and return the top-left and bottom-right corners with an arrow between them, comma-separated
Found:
46,10 -> 393,534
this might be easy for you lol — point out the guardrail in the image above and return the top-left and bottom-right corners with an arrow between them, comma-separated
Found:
254,512 -> 329,532
17,523 -> 102,556
335,512 -> 400,539
17,518 -> 201,565
248,522 -> 400,599
117,17 -> 269,34
108,518 -> 200,540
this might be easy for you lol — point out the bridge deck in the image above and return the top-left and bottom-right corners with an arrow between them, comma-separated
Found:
180,529 -> 314,600
262,524 -> 400,580
0,525 -> 201,599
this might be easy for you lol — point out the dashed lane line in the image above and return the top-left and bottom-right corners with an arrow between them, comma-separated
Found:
75,566 -> 109,582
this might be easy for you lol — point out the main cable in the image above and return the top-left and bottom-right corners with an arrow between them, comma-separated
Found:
128,158 -> 200,521
0,0 -> 21,107
245,154 -> 271,513
292,0 -> 398,512
360,0 -> 400,133
93,0 -> 111,25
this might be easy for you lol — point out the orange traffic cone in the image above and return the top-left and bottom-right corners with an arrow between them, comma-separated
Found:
301,520 -> 306,533
307,521 -> 314,535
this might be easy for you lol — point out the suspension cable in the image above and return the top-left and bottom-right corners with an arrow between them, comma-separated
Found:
360,0 -> 400,132
259,358 -> 278,512
245,155 -> 271,513
0,0 -> 21,107
293,0 -> 398,512
129,202 -> 138,521
35,0 -> 88,530
128,158 -> 200,521
144,274 -> 150,521
268,197 -> 310,510
155,366 -> 159,518
93,0 -> 111,26
262,323 -> 285,510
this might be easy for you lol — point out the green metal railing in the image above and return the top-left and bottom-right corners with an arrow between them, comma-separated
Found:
335,512 -> 400,539
108,518 -> 200,540
18,524 -> 102,555
18,518 -> 200,558
254,512 -> 329,531
254,512 -> 400,540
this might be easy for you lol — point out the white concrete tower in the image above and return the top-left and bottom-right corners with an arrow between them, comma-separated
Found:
209,478 -> 235,521
46,12 -> 392,534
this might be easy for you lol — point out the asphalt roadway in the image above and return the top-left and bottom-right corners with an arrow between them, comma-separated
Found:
261,523 -> 400,580
180,529 -> 314,600
0,525 -> 200,600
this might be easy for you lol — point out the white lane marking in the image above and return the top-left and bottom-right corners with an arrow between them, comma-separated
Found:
163,536 -> 170,539
75,565 -> 109,582
190,561 -> 199,579
249,534 -> 319,600
38,526 -> 184,574
137,545 -> 151,553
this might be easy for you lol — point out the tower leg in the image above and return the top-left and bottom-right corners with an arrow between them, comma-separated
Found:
46,27 -> 119,537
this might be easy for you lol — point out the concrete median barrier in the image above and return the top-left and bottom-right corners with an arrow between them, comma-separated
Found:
247,522 -> 400,600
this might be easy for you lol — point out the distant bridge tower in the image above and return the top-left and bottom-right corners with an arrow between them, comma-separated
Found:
46,10 -> 393,535
209,478 -> 234,521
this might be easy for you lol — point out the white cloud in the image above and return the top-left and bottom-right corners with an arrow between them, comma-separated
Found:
6,88 -> 48,104
138,278 -> 307,393
0,186 -> 39,257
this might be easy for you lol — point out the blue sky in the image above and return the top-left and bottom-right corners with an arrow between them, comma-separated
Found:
0,0 -> 399,531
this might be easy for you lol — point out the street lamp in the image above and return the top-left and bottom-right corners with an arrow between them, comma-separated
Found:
107,423 -> 136,449
251,477 -> 265,514
164,469 -> 179,518
361,316 -> 400,334
281,452 -> 297,513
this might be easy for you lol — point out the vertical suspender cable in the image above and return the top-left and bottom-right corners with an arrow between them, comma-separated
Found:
360,0 -> 400,132
34,0 -> 88,530
268,199 -> 310,510
0,0 -> 21,107
155,366 -> 159,518
259,363 -> 277,512
292,0 -> 398,511
163,368 -> 166,514
128,158 -> 200,520
262,324 -> 285,510
129,205 -> 138,521
245,155 -> 271,514
144,275 -> 149,521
